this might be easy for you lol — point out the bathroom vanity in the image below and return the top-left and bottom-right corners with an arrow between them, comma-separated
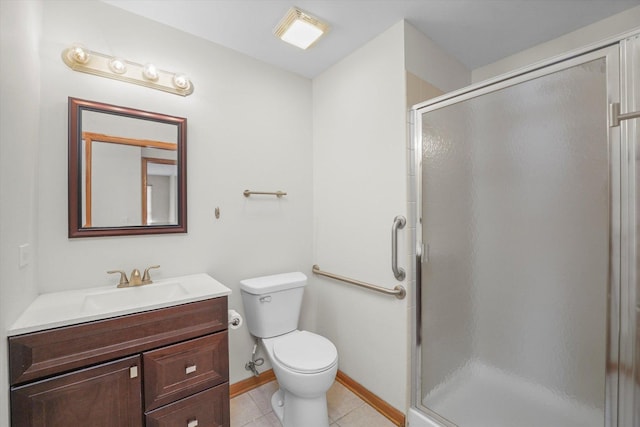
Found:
8,274 -> 231,426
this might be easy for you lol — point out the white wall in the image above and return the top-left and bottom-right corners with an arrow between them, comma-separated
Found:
312,20 -> 409,412
1,1 -> 313,418
473,5 -> 640,82
404,23 -> 470,93
0,1 -> 42,424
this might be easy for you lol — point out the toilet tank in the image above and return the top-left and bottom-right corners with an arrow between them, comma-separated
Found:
240,272 -> 306,338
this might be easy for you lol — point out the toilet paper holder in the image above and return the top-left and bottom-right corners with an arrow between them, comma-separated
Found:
228,309 -> 243,329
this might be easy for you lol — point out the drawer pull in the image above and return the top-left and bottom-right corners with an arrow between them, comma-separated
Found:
185,364 -> 197,375
187,419 -> 198,427
130,366 -> 138,378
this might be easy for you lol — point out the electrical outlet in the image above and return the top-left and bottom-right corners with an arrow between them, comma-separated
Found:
19,244 -> 30,268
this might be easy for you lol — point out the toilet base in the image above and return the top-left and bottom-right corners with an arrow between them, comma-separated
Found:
271,389 -> 285,423
271,388 -> 330,427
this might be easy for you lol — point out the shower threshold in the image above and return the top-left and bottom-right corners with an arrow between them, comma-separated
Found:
420,361 -> 602,427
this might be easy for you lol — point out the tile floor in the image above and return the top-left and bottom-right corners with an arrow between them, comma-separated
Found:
231,380 -> 397,427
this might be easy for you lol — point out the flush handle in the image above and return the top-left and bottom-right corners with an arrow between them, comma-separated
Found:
187,419 -> 198,427
185,364 -> 197,375
259,296 -> 272,303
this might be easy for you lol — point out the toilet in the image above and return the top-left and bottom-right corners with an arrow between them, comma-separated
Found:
240,272 -> 338,427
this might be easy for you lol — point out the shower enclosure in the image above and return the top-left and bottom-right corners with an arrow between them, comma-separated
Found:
409,33 -> 639,427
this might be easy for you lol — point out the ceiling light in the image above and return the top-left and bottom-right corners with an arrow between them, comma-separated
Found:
61,45 -> 194,96
274,7 -> 329,50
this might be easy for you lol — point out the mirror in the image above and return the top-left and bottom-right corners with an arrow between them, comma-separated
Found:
68,97 -> 187,237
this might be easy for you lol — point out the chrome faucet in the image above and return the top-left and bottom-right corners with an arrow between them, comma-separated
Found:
107,265 -> 160,288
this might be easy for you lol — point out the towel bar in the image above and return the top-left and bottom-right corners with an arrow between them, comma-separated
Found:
243,190 -> 287,198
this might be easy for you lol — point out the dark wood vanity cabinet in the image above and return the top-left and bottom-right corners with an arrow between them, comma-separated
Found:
9,297 -> 230,427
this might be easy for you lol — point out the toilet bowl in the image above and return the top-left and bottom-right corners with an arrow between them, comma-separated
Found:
240,272 -> 338,427
262,330 -> 338,427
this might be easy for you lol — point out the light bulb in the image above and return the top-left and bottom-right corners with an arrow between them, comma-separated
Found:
108,57 -> 127,74
142,63 -> 159,81
173,73 -> 190,90
69,45 -> 90,64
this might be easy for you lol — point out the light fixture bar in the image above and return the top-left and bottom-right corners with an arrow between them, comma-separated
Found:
61,45 -> 194,96
274,7 -> 329,50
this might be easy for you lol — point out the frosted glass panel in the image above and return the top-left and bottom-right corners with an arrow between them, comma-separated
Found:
420,58 -> 609,427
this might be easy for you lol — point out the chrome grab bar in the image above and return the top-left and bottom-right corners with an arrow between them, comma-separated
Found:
312,265 -> 406,299
243,190 -> 287,198
391,215 -> 406,281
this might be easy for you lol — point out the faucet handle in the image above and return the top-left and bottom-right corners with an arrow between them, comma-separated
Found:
142,265 -> 160,285
107,270 -> 129,288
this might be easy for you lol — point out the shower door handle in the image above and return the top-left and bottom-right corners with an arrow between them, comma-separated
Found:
392,215 -> 406,281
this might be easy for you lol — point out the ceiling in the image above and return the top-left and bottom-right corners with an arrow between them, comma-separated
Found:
102,0 -> 639,78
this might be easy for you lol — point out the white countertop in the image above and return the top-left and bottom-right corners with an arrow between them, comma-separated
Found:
8,273 -> 231,336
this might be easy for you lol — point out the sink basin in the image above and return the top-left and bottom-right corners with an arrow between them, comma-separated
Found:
82,281 -> 188,312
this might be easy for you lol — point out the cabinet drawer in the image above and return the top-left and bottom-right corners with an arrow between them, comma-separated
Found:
11,356 -> 142,427
144,332 -> 229,411
146,383 -> 230,427
10,297 -> 227,385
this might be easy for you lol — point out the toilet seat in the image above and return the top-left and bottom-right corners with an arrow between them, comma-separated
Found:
273,331 -> 338,374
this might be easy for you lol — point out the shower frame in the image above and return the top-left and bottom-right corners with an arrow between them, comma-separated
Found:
408,29 -> 640,427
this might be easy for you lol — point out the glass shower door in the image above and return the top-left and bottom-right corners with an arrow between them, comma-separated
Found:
416,47 -> 619,427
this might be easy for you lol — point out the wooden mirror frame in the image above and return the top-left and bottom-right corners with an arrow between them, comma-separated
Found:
68,97 -> 187,238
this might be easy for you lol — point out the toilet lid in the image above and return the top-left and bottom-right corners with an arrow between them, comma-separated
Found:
273,331 -> 338,374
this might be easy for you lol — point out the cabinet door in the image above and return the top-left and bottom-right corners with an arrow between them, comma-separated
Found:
146,384 -> 230,427
11,356 -> 142,427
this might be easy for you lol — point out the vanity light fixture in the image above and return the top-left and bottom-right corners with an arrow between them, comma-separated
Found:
274,7 -> 329,50
61,45 -> 193,96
